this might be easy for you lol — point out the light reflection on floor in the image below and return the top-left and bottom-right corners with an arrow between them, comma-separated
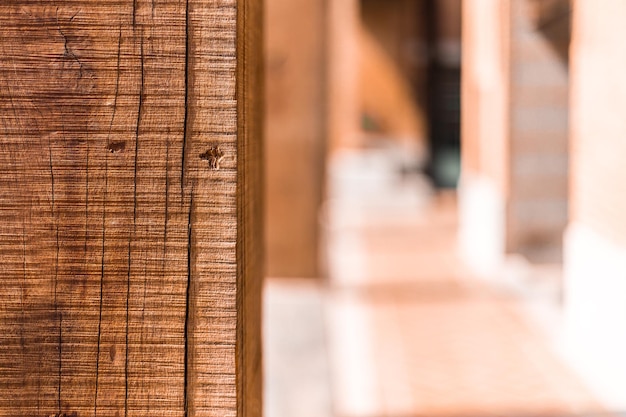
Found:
264,148 -> 610,417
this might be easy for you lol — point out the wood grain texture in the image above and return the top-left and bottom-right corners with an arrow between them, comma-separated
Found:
0,0 -> 262,416
236,0 -> 263,415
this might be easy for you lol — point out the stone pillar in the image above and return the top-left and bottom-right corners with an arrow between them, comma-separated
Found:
459,0 -> 511,275
563,0 -> 626,406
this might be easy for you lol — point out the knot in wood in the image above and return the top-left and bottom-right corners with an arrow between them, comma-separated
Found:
106,141 -> 125,153
199,146 -> 225,170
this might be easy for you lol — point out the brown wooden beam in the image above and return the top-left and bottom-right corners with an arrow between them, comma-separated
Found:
0,0 -> 262,415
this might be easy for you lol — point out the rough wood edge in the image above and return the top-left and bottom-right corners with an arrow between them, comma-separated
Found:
236,0 -> 264,415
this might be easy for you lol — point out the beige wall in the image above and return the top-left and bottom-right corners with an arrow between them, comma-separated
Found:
265,0 -> 326,277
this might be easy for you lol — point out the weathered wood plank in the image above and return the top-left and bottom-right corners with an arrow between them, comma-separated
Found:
0,0 -> 262,416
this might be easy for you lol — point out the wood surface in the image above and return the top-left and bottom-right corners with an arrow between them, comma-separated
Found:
0,0 -> 262,415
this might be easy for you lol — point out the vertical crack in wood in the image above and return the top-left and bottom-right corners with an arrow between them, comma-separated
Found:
184,189 -> 194,417
94,179 -> 106,417
20,214 -> 27,397
125,28 -> 144,417
182,1 -> 192,413
95,22 -> 122,417
162,138 -> 170,281
84,123 -> 90,294
58,310 -> 63,413
181,0 -> 190,198
48,129 -> 61,414
133,0 -> 138,27
106,26 -> 123,145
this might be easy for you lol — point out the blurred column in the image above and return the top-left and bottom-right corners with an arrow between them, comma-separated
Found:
327,0 -> 361,152
563,0 -> 626,406
459,0 -> 570,274
459,0 -> 511,274
265,0 -> 326,277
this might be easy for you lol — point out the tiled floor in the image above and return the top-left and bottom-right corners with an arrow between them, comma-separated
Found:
265,149 -> 612,417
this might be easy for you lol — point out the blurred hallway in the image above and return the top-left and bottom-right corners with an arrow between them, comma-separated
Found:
265,147 -> 609,417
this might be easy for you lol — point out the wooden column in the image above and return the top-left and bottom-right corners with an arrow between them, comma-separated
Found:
327,0 -> 360,152
0,0 -> 262,416
265,0 -> 325,278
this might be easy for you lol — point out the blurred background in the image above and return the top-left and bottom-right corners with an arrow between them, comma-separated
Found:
263,0 -> 626,416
